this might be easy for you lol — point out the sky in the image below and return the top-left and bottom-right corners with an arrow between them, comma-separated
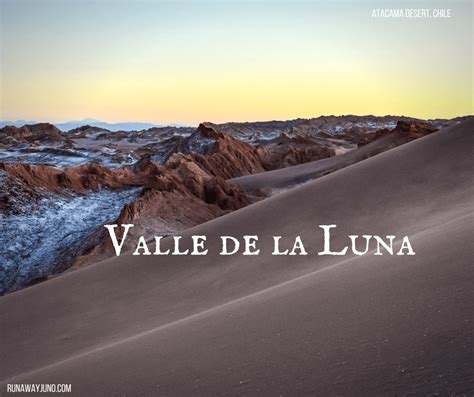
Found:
0,0 -> 472,125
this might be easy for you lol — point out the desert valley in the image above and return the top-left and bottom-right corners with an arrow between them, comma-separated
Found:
0,116 -> 472,395
1,115 -> 468,294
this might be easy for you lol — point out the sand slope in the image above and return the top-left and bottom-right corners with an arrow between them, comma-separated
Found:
1,120 -> 473,395
230,126 -> 431,192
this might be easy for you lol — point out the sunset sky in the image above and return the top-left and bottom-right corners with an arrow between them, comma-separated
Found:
1,0 -> 472,125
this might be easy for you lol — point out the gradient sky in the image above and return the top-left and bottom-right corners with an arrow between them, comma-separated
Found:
1,0 -> 472,125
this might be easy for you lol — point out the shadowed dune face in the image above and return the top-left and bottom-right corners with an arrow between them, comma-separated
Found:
0,120 -> 472,395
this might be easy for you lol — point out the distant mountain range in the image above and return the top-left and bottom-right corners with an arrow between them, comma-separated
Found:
0,118 -> 190,132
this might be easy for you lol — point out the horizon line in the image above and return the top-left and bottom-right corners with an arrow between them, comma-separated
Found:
1,113 -> 473,128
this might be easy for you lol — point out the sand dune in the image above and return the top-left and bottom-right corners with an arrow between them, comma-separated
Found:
230,122 -> 436,193
1,120 -> 472,395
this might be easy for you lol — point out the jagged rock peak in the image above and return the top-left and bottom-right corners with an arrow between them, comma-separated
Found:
197,122 -> 225,139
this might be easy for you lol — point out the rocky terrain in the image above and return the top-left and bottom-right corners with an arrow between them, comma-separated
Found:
1,115 -> 468,169
0,115 -> 470,294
